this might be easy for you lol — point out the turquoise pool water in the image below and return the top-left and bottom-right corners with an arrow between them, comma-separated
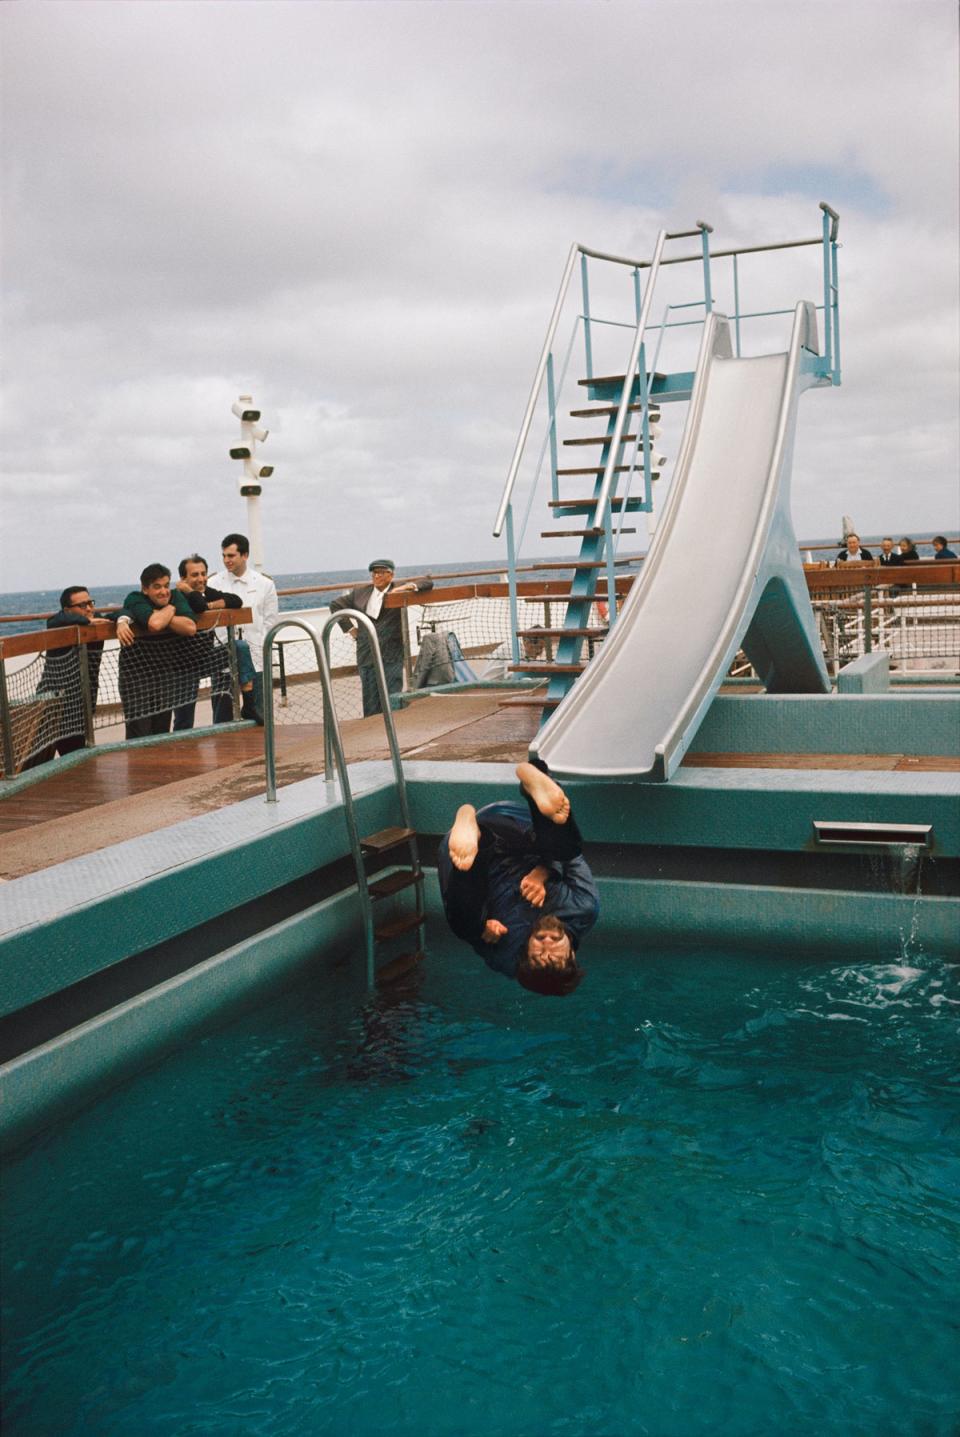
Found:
2,936 -> 958,1436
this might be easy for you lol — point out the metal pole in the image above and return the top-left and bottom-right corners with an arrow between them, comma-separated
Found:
245,493 -> 265,573
580,251 -> 593,380
863,585 -> 872,654
77,640 -> 95,747
820,208 -> 833,376
506,505 -> 520,664
698,221 -> 714,314
0,655 -> 16,779
546,353 -> 559,506
227,626 -> 241,720
733,253 -> 742,357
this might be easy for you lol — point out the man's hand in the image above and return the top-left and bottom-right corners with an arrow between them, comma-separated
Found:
175,578 -> 191,593
520,865 -> 549,908
392,582 -> 417,593
482,919 -> 508,944
349,627 -> 359,640
115,616 -> 135,647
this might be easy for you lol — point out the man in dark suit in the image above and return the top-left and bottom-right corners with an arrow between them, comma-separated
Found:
330,559 -> 433,716
25,586 -> 106,766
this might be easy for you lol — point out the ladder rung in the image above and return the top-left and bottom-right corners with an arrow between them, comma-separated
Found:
563,434 -> 638,446
517,627 -> 607,637
569,405 -> 659,418
376,951 -> 425,986
556,467 -> 661,479
368,868 -> 421,899
498,696 -> 561,709
541,528 -> 635,538
374,911 -> 424,942
509,662 -> 584,674
549,497 -> 645,510
360,825 -> 416,854
578,372 -> 665,387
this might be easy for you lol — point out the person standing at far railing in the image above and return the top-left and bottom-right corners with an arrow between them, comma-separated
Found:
330,558 -> 434,716
172,554 -> 247,730
116,564 -> 198,739
877,537 -> 898,567
835,533 -> 873,563
207,533 -> 278,726
932,536 -> 957,560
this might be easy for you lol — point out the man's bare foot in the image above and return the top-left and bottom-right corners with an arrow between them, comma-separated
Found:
517,762 -> 570,825
449,804 -> 481,869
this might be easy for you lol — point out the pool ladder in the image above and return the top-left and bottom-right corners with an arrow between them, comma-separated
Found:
263,611 -> 425,989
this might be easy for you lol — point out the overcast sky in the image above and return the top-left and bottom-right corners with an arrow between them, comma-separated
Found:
1,0 -> 957,593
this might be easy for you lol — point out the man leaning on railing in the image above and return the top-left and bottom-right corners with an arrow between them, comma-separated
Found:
21,586 -> 106,768
115,563 -> 200,740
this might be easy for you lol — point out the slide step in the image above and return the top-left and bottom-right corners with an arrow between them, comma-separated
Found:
517,627 -> 607,637
569,404 -> 660,419
541,528 -> 635,538
548,497 -> 646,511
556,466 -> 661,478
368,868 -> 421,899
374,911 -> 424,942
498,696 -> 561,709
563,434 -> 638,446
360,825 -> 415,854
510,662 -> 584,674
376,951 -> 425,986
578,372 -> 665,387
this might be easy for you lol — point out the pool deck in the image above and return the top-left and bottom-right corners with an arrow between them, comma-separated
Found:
1,685 -> 958,880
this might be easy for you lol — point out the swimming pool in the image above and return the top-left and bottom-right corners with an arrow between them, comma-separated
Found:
2,935 -> 958,1436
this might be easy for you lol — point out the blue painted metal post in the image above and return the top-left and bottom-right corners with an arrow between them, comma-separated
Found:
546,352 -> 559,505
505,504 -> 520,663
830,235 -> 841,384
821,208 -> 833,376
699,223 -> 714,315
732,253 -> 742,357
580,252 -> 593,380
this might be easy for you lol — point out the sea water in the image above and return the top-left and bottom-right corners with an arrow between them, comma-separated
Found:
2,939 -> 958,1436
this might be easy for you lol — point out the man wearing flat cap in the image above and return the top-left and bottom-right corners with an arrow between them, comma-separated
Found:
330,559 -> 434,716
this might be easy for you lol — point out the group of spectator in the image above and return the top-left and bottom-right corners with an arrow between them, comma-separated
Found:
835,534 -> 957,565
33,534 -> 277,760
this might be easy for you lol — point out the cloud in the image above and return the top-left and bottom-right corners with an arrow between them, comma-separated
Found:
1,0 -> 957,590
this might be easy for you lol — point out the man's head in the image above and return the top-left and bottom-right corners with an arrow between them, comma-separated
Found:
933,536 -> 949,554
369,559 -> 395,592
844,533 -> 861,554
179,554 -> 208,590
140,563 -> 172,607
60,586 -> 95,615
515,914 -> 584,997
221,533 -> 250,576
880,537 -> 894,556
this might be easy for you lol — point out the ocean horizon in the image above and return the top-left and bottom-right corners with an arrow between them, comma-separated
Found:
2,532 -> 956,636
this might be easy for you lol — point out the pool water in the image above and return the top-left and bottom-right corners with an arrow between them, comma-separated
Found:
2,936 -> 958,1436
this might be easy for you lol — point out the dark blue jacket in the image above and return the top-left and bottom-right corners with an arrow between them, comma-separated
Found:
438,801 -> 600,979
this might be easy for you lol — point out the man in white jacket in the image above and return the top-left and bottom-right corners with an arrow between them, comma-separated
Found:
207,532 -> 279,724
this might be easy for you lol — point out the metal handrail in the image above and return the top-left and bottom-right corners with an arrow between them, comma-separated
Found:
594,228 -> 668,525
262,611 -> 422,987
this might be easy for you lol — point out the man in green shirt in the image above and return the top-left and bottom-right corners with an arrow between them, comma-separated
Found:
116,563 -> 199,738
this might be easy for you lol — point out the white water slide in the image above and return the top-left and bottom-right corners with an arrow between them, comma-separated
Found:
533,302 -> 832,782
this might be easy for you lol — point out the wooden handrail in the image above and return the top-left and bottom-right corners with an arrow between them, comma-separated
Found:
0,609 -> 252,661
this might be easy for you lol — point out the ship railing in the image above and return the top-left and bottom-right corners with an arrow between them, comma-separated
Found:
0,610 -> 249,779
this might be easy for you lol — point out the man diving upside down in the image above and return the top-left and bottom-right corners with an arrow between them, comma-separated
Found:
437,761 -> 599,996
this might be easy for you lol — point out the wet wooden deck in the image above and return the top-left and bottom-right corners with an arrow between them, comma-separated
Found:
1,691 -> 956,879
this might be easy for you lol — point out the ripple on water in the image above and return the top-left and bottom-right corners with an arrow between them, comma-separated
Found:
2,940 -> 959,1437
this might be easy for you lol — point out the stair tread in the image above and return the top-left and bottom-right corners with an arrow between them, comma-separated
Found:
563,434 -> 639,446
376,951 -> 425,986
541,528 -> 635,537
498,696 -> 562,709
556,466 -> 661,477
517,627 -> 607,637
549,497 -> 645,509
368,868 -> 421,898
531,559 -> 640,570
578,372 -> 665,386
374,911 -> 424,941
569,404 -> 659,418
510,662 -> 584,673
360,825 -> 416,853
